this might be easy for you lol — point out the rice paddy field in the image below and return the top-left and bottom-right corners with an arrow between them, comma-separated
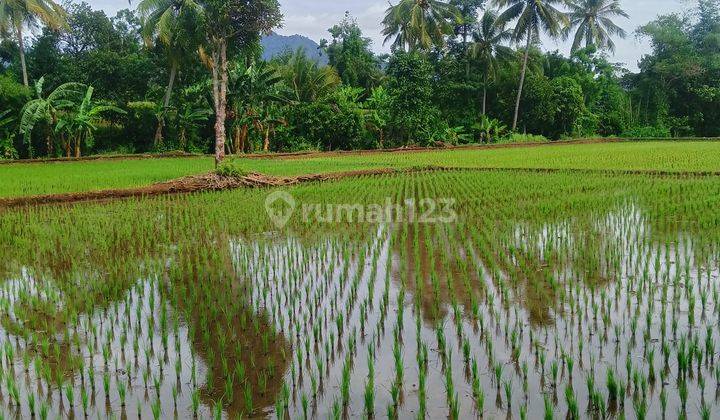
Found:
0,157 -> 213,198
2,140 -> 720,198
2,140 -> 720,419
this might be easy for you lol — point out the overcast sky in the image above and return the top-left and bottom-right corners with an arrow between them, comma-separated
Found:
89,0 -> 697,72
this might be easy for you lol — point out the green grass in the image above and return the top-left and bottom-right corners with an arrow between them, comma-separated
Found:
0,157 -> 213,198
2,140 -> 720,198
236,141 -> 720,176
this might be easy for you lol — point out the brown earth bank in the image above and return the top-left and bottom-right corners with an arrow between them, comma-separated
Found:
0,167 -> 438,209
2,165 -> 720,210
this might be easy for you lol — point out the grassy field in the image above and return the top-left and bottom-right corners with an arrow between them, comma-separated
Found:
2,140 -> 720,198
1,159 -> 720,418
237,140 -> 720,175
0,157 -> 213,198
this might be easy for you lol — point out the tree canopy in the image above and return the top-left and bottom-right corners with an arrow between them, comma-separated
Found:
0,0 -> 717,160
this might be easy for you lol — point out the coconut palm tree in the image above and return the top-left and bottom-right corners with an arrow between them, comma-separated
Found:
564,0 -> 628,53
137,0 -> 202,146
494,0 -> 568,131
19,76 -> 86,157
469,10 -> 514,116
0,0 -> 66,87
382,0 -> 458,51
278,49 -> 341,103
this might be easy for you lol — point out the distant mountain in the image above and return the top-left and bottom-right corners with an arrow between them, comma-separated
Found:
261,33 -> 329,65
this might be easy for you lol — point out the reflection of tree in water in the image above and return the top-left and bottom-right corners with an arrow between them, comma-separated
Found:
384,200 -> 718,328
162,240 -> 290,417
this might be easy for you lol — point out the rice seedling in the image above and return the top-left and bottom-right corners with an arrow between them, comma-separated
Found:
2,151 -> 720,418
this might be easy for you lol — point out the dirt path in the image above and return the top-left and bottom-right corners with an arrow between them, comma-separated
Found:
236,138 -> 627,160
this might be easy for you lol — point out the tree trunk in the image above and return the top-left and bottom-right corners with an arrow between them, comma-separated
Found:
239,125 -> 248,153
74,137 -> 81,158
211,40 -> 228,166
16,24 -> 29,87
64,134 -> 70,158
153,62 -> 178,149
154,118 -> 164,148
163,62 -> 178,109
513,31 -> 532,132
263,127 -> 270,152
179,128 -> 187,150
482,74 -> 488,116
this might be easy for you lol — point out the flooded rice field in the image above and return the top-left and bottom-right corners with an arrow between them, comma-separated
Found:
1,170 -> 720,419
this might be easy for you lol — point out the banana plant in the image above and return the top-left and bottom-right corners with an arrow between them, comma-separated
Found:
228,61 -> 284,154
177,103 -> 212,150
472,115 -> 507,143
19,77 -> 86,157
54,86 -> 126,158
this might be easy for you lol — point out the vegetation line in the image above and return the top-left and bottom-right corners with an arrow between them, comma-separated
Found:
0,151 -> 203,166
6,137 -> 720,166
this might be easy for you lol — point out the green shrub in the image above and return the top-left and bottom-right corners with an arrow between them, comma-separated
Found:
216,162 -> 247,177
621,126 -> 671,138
498,133 -> 549,144
0,135 -> 18,160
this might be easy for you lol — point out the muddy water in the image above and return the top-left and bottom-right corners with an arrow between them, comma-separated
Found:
2,203 -> 720,418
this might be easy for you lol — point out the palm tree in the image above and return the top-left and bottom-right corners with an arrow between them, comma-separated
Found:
469,10 -> 514,116
495,0 -> 568,131
0,0 -> 66,87
19,76 -> 86,157
55,86 -> 126,158
382,0 -> 458,51
278,50 -> 341,103
564,0 -> 628,53
137,0 -> 202,146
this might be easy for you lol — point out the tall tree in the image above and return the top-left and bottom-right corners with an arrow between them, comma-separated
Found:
138,0 -> 202,146
197,0 -> 282,165
0,0 -> 66,86
449,0 -> 484,50
469,10 -> 514,115
382,0 -> 457,52
321,13 -> 380,91
564,0 -> 628,53
495,0 -> 568,131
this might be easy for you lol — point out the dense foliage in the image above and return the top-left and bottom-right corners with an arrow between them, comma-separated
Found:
0,0 -> 718,159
